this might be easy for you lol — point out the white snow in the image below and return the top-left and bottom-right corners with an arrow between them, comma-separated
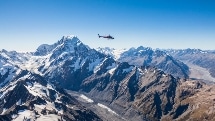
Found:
53,36 -> 80,54
55,93 -> 63,104
0,84 -> 16,99
122,66 -> 134,73
11,114 -> 18,119
94,58 -> 108,73
108,67 -> 117,75
13,110 -> 32,121
12,108 -> 64,121
112,48 -> 127,60
96,47 -> 127,60
57,52 -> 69,61
25,82 -> 50,98
35,101 -> 62,113
0,66 -> 7,75
20,55 -> 44,75
200,51 -> 208,54
1,108 -> 7,115
17,73 -> 30,81
34,104 -> 46,111
106,62 -> 116,70
26,82 -> 33,87
0,61 -> 2,67
25,85 -> 40,97
136,67 -> 144,78
97,103 -> 118,115
80,94 -> 94,103
36,114 -> 63,121
162,74 -> 167,77
144,67 -> 148,73
80,58 -> 87,67
16,53 -> 52,76
88,58 -> 102,72
0,52 -> 10,59
47,83 -> 55,90
16,99 -> 22,105
36,44 -> 53,54
0,64 -> 17,88
70,58 -> 81,71
12,109 -> 64,121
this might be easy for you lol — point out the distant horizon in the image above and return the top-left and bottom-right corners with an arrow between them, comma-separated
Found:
1,0 -> 215,52
0,34 -> 214,53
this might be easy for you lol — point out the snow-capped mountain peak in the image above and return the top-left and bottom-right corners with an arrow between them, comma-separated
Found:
59,35 -> 81,46
96,47 -> 127,60
61,35 -> 78,40
34,35 -> 84,56
54,35 -> 82,53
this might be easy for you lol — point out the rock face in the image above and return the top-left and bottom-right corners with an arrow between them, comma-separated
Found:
0,50 -> 21,88
33,36 -> 116,91
0,38 -> 104,121
0,70 -> 101,121
79,64 -> 207,121
97,46 -> 190,78
164,49 -> 215,81
1,35 -> 215,121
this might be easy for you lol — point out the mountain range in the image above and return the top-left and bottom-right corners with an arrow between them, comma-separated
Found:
97,47 -> 215,83
1,35 -> 215,121
164,49 -> 215,82
97,46 -> 190,78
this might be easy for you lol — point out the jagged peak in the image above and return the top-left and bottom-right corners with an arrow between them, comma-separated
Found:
61,35 -> 77,40
34,35 -> 86,56
136,46 -> 151,50
0,49 -> 8,53
52,35 -> 89,54
59,35 -> 81,45
0,49 -> 19,55
154,49 -> 168,56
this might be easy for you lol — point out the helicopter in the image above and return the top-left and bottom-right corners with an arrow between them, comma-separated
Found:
98,34 -> 114,39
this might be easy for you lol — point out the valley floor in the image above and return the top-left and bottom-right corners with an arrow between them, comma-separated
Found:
186,62 -> 215,83
66,90 -> 126,121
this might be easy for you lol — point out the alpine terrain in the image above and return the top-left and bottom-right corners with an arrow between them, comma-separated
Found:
164,49 -> 215,82
1,35 -> 215,121
96,46 -> 190,78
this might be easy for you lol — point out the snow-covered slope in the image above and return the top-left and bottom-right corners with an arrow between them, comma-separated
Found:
0,50 -> 23,88
11,35 -> 92,76
96,47 -> 127,60
2,35 -> 215,121
1,35 -> 117,90
97,46 -> 190,78
0,70 -> 101,121
79,61 -> 208,121
0,35 -> 108,120
32,36 -> 117,90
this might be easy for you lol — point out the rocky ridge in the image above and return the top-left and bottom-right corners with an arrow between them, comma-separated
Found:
1,35 -> 215,121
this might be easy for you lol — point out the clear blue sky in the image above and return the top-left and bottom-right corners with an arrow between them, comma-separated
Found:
0,0 -> 215,52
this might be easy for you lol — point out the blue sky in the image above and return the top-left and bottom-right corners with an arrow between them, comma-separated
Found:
0,0 -> 215,52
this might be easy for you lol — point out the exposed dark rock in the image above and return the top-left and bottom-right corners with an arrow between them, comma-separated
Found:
173,104 -> 189,119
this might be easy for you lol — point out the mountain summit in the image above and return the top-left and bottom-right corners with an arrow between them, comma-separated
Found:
34,35 -> 86,56
1,35 -> 215,121
97,46 -> 190,78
